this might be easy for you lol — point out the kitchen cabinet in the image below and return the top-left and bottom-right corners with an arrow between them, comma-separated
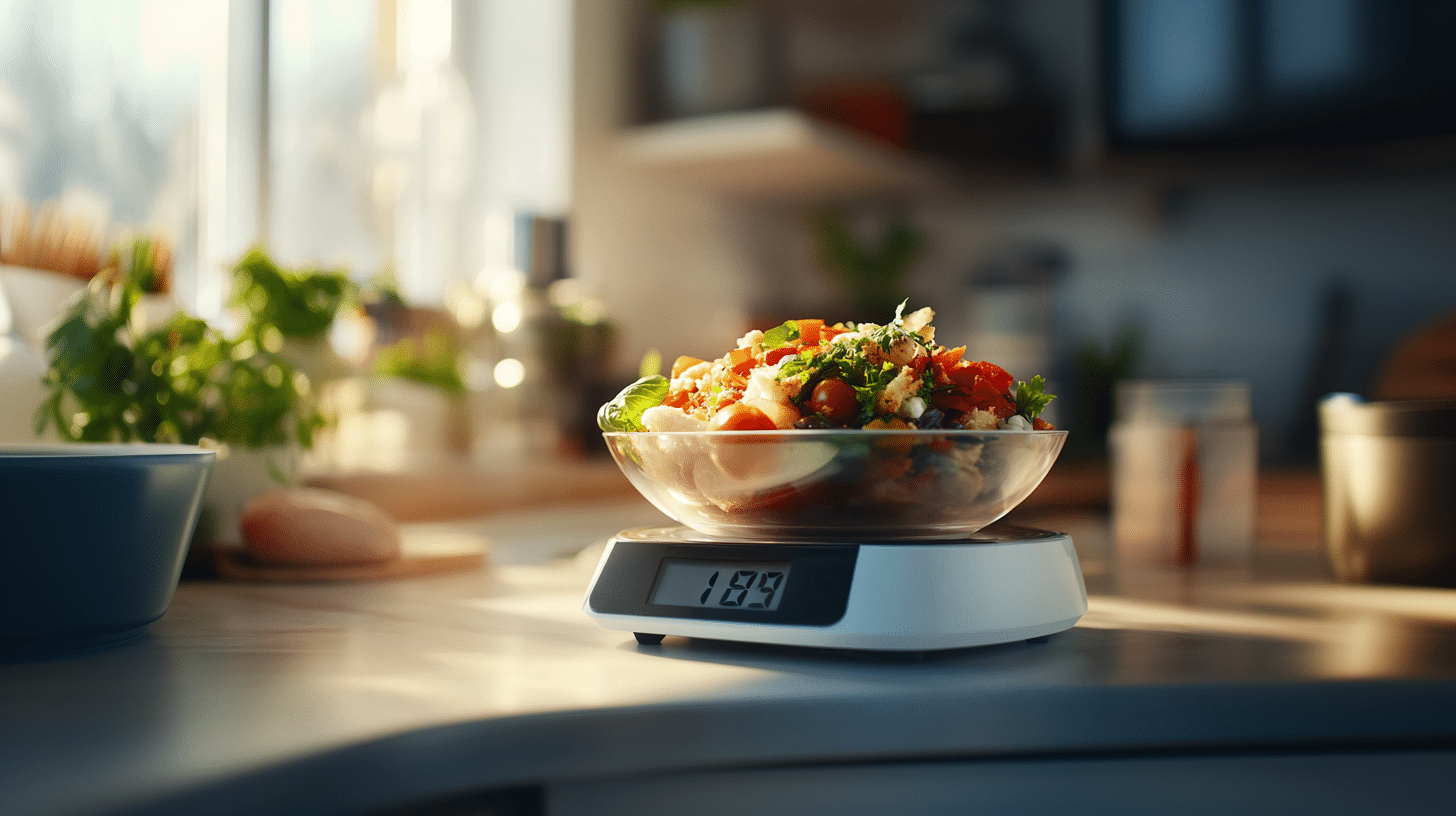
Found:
3,499 -> 1456,816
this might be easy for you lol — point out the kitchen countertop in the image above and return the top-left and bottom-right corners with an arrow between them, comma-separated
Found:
4,496 -> 1456,816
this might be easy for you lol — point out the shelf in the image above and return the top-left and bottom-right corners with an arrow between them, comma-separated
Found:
619,108 -> 952,201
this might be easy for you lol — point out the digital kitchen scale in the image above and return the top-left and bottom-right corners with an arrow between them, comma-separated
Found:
583,524 -> 1088,653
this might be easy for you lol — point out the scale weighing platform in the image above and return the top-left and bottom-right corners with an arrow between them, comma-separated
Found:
584,525 -> 1088,653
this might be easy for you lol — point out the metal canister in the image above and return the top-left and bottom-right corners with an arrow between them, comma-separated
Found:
1320,394 -> 1456,587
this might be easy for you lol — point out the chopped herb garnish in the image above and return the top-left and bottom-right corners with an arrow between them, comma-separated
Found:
1014,375 -> 1056,420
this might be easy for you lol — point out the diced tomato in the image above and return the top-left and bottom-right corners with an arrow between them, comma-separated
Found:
908,354 -> 930,378
686,390 -> 709,415
947,363 -> 981,389
727,347 -> 755,375
819,325 -> 849,342
733,477 -> 834,515
763,346 -> 799,366
663,389 -> 691,409
1033,417 -> 1055,430
793,319 -> 824,345
966,360 -> 1014,392
969,379 -> 1016,418
735,484 -> 811,515
935,346 -> 966,369
705,390 -> 743,417
947,359 -> 1014,394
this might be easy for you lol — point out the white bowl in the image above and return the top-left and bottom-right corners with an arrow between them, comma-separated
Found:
0,265 -> 87,347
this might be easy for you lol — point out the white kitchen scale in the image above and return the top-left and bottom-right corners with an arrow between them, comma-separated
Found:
583,524 -> 1088,653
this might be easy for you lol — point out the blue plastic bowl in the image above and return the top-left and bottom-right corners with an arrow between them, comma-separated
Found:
0,444 -> 215,659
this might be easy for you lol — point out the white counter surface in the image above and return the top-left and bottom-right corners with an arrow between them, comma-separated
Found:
4,501 -> 1456,816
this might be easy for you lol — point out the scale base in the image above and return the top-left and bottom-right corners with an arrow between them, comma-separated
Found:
584,525 -> 1088,654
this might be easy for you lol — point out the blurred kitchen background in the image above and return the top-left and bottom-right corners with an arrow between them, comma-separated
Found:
3,0 -> 1456,476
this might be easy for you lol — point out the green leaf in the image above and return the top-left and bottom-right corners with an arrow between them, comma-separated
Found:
231,248 -> 353,340
373,331 -> 467,396
1015,375 -> 1057,420
777,349 -> 815,381
34,256 -> 326,450
597,375 -> 669,432
760,320 -> 800,349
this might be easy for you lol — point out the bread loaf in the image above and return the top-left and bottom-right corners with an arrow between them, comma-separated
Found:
240,488 -> 401,566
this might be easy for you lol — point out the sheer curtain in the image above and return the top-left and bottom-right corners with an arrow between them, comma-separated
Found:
0,0 -> 232,316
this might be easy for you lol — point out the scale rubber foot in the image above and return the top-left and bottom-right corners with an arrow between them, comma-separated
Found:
1026,635 -> 1051,644
634,633 -> 666,646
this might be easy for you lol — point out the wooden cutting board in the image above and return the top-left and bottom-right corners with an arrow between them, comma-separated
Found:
212,526 -> 487,582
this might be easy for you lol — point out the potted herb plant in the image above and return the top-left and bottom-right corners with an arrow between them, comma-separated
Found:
362,327 -> 471,468
35,248 -> 342,553
230,248 -> 355,387
811,207 -> 923,322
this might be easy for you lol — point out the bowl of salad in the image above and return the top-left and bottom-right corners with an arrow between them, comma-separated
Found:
598,305 -> 1066,541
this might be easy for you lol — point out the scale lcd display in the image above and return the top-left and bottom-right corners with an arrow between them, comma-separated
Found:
649,559 -> 791,611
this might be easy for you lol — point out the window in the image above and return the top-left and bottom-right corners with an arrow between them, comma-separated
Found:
1,0 -> 573,314
0,0 -> 230,315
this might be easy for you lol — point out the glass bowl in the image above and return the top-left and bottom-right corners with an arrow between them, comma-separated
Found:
603,429 -> 1067,541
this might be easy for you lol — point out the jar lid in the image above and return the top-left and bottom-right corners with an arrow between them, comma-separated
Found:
1319,393 -> 1456,437
1116,379 -> 1251,424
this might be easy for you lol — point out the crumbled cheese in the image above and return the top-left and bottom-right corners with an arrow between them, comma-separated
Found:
902,307 -> 934,332
885,335 -> 921,367
960,408 -> 1001,430
999,414 -> 1032,431
743,362 -> 789,404
671,361 -> 711,393
875,367 -> 920,416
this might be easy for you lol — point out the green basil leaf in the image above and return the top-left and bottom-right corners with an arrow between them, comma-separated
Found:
597,375 -> 669,432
